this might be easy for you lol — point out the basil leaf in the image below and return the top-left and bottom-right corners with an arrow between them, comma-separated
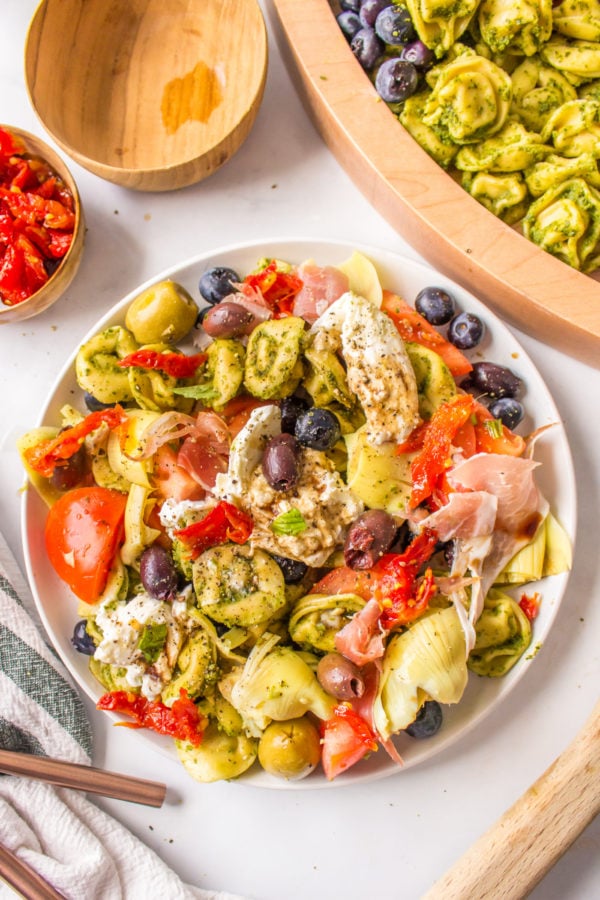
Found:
138,622 -> 168,663
271,508 -> 307,536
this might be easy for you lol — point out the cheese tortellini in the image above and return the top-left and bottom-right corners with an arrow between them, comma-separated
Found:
386,0 -> 600,271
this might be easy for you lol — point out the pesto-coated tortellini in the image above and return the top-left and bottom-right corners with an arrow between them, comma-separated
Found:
303,345 -> 353,409
422,53 -> 513,144
372,606 -> 468,741
127,343 -> 195,413
553,0 -> 600,42
176,723 -> 258,783
510,58 -> 578,132
399,92 -> 460,168
467,590 -> 532,676
522,176 -> 600,270
288,592 -> 366,653
244,316 -> 306,399
75,325 -> 139,404
540,37 -> 600,81
477,0 -> 552,57
404,342 -> 457,419
229,635 -> 336,733
462,171 -> 530,223
541,98 -> 600,157
203,338 -> 245,409
525,152 -> 600,196
161,630 -> 216,705
454,120 -> 551,172
406,0 -> 480,58
192,543 -> 287,628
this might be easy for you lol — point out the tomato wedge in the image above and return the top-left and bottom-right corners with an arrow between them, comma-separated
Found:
381,290 -> 472,378
45,486 -> 127,603
321,705 -> 378,780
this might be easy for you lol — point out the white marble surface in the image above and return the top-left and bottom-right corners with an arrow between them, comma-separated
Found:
1,2 -> 599,898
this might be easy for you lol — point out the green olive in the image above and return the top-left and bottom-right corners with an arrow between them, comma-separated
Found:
125,280 -> 198,344
257,716 -> 321,781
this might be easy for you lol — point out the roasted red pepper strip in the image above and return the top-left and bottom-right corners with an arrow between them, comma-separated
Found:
24,405 -> 128,477
244,260 -> 303,317
519,592 -> 541,621
118,349 -> 207,379
97,689 -> 206,747
407,394 -> 476,509
174,500 -> 253,559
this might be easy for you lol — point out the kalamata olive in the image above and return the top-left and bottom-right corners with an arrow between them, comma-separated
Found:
488,396 -> 525,429
71,620 -> 96,655
469,361 -> 522,399
201,301 -> 254,338
317,652 -> 366,700
271,554 -> 308,584
344,509 -> 397,569
295,407 -> 341,451
49,445 -> 89,491
139,545 -> 178,600
405,700 -> 443,739
280,394 -> 311,434
258,717 -> 321,780
262,433 -> 300,491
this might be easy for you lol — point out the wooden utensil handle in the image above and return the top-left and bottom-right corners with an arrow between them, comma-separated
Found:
0,749 -> 166,808
424,700 -> 600,900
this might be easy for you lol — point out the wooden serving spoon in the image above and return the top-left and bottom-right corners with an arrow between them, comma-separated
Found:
424,699 -> 600,899
25,0 -> 268,190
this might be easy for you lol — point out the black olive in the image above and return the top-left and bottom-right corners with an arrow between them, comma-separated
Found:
405,701 -> 443,739
271,554 -> 308,584
295,408 -> 341,451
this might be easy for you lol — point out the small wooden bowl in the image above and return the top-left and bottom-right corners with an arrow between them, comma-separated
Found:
24,0 -> 268,192
0,126 -> 84,324
273,0 -> 600,365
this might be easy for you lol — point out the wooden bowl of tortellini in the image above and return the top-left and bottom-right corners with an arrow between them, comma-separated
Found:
273,0 -> 600,365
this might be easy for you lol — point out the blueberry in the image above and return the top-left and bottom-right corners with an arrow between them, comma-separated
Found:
337,10 -> 362,41
295,407 -> 341,451
71,620 -> 96,655
405,701 -> 443,739
400,40 -> 435,70
198,266 -> 240,306
415,286 -> 455,325
448,311 -> 485,350
280,394 -> 311,434
375,58 -> 419,103
350,27 -> 384,70
340,0 -> 361,11
84,392 -> 116,412
488,397 -> 525,430
374,6 -> 415,45
469,361 -> 522,399
271,554 -> 308,584
359,0 -> 391,28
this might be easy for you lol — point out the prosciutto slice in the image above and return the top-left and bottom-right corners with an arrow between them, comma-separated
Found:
335,598 -> 386,667
292,263 -> 349,323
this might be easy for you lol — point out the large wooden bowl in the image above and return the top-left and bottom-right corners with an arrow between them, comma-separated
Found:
0,126 -> 84,324
272,0 -> 600,365
25,0 -> 268,192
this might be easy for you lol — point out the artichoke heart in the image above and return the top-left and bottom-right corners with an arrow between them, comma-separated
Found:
161,630 -> 216,705
192,543 -> 286,628
468,589 -> 532,676
373,606 -> 468,741
229,635 -> 336,733
288,592 -> 366,653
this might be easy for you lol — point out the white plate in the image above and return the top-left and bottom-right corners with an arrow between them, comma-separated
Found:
21,238 -> 576,789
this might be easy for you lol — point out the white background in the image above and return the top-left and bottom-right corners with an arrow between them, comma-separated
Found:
1,2 -> 599,898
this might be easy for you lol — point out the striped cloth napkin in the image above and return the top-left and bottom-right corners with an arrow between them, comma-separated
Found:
0,530 -> 244,900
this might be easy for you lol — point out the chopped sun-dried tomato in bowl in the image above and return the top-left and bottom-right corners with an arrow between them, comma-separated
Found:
0,125 -> 84,323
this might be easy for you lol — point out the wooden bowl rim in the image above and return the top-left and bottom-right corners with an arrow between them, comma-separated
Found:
273,0 -> 600,366
24,0 -> 268,190
0,125 -> 84,323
